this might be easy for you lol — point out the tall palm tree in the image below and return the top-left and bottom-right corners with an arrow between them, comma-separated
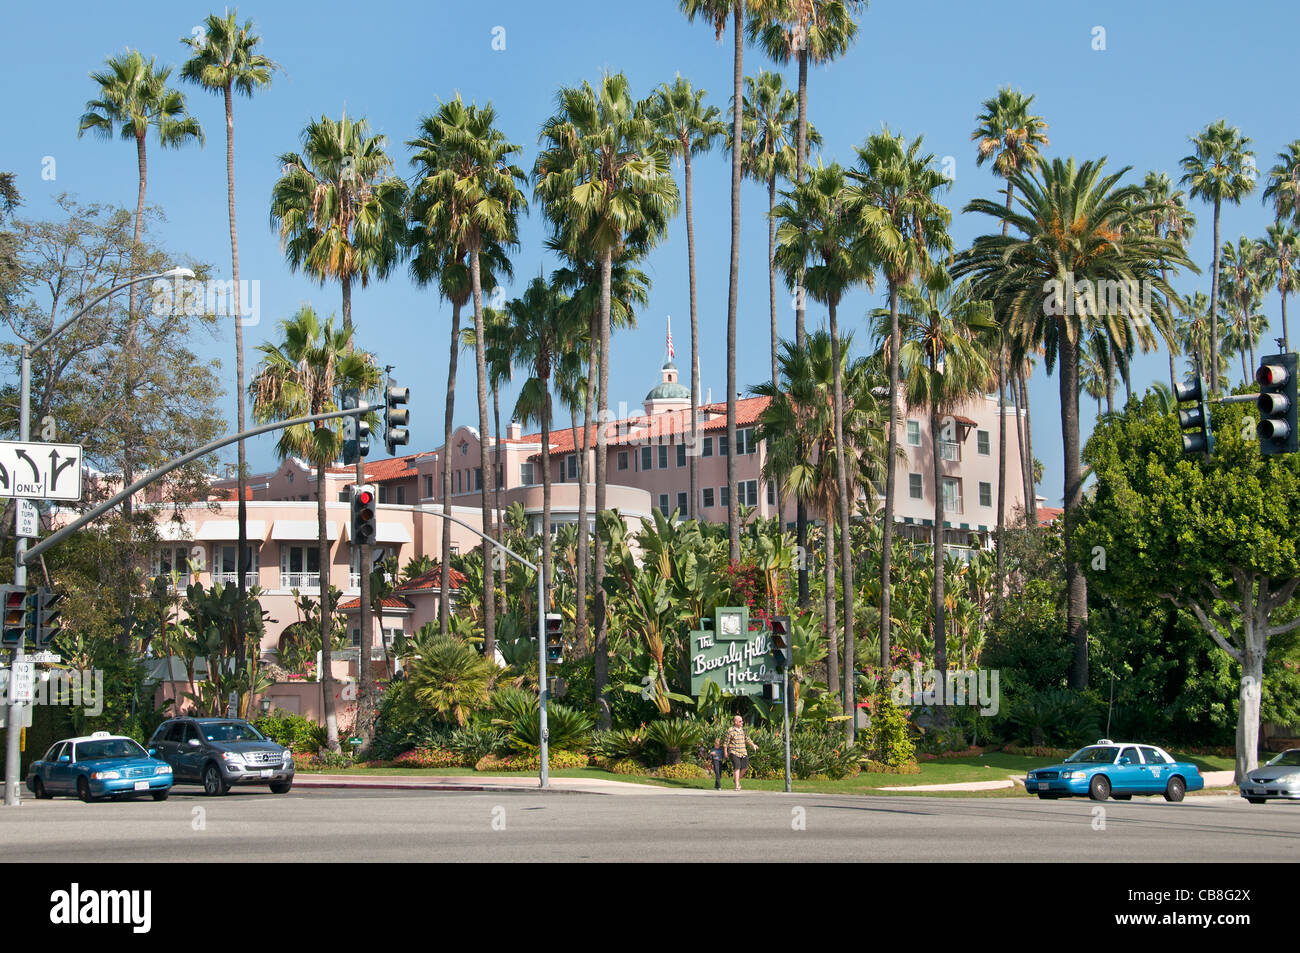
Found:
1218,235 -> 1266,374
181,9 -> 279,663
270,112 -> 408,734
773,161 -> 873,739
970,86 -> 1049,574
955,156 -> 1193,689
1139,172 -> 1197,388
876,272 -> 993,675
1176,290 -> 1225,382
1259,222 -> 1299,350
78,51 -> 203,641
535,73 -> 677,727
1079,333 -> 1109,419
250,305 -> 380,750
844,128 -> 952,680
1180,120 -> 1256,394
650,76 -> 726,522
752,0 -> 866,349
1263,140 -> 1300,229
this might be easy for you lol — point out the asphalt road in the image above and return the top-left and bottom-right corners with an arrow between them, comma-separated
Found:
3,787 -> 1298,862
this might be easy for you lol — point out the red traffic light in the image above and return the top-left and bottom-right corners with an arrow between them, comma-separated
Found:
357,489 -> 374,507
1257,364 -> 1288,388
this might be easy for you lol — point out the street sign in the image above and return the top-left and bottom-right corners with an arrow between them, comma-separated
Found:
0,441 -> 82,501
26,651 -> 60,665
15,499 -> 38,538
8,661 -> 34,704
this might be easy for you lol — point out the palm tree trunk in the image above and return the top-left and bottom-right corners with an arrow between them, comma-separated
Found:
317,462 -> 339,750
995,349 -> 1007,606
1021,371 -> 1038,525
725,0 -> 744,564
794,44 -> 808,350
492,376 -> 505,622
593,247 -> 613,730
931,411 -> 946,675
828,296 -> 855,743
685,150 -> 700,522
1104,346 -> 1115,416
121,130 -> 149,650
439,300 -> 462,637
1282,290 -> 1290,352
1058,324 -> 1089,689
1209,199 -> 1222,393
541,367 -> 553,604
469,244 -> 496,664
879,281 -> 901,675
767,173 -> 788,530
823,512 -> 838,704
575,314 -> 597,654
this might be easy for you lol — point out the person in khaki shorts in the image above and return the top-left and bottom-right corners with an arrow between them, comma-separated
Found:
724,715 -> 757,791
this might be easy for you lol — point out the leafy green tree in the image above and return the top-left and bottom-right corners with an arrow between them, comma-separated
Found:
1074,393 -> 1300,782
1180,120 -> 1256,394
249,305 -> 380,750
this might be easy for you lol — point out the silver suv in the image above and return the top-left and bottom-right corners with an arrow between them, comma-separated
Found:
148,717 -> 294,796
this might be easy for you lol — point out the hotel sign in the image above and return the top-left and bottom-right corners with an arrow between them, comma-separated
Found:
689,606 -> 772,698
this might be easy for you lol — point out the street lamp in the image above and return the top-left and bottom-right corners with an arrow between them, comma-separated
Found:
4,267 -> 193,807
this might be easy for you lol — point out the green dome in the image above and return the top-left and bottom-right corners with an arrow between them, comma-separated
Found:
645,380 -> 690,401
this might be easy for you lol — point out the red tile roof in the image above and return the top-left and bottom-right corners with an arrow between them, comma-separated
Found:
1037,506 -> 1064,526
325,451 -> 434,484
528,396 -> 772,458
395,565 -> 467,593
338,595 -> 416,612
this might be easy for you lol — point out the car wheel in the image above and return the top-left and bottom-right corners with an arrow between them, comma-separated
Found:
1088,774 -> 1111,801
32,778 -> 51,800
1113,794 -> 1132,801
151,790 -> 169,802
76,777 -> 93,803
1164,776 -> 1186,803
202,763 -> 230,797
269,781 -> 292,794
1244,796 -> 1265,804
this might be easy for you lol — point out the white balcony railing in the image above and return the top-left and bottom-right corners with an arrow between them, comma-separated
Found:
211,572 -> 260,588
940,440 -> 962,462
281,572 -> 321,590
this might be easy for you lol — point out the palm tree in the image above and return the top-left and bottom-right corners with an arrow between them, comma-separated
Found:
402,96 -> 527,663
1138,172 -> 1197,388
1263,140 -> 1300,229
181,9 -> 279,663
250,305 -> 380,750
270,112 -> 408,734
955,156 -> 1193,689
844,128 -> 952,680
404,630 -> 496,726
463,305 -> 516,558
1079,333 -> 1109,419
535,73 -> 678,727
650,76 -> 726,522
877,272 -> 993,675
1259,223 -> 1299,350
1180,120 -> 1256,394
1218,236 -> 1266,374
773,161 -> 873,739
752,0 -> 865,349
78,51 -> 203,634
970,86 -> 1049,577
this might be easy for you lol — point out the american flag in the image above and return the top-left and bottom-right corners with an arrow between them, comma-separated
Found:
666,315 -> 675,361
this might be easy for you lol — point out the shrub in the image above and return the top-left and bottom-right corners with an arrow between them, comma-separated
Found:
392,747 -> 463,770
862,760 -> 921,775
474,751 -> 589,772
496,697 -> 594,754
645,718 -> 706,766
607,758 -> 646,776
1001,689 -> 1101,748
790,728 -> 863,780
305,749 -> 352,771
448,724 -> 508,763
862,692 -> 916,767
656,762 -> 706,780
254,712 -> 326,753
590,727 -> 648,763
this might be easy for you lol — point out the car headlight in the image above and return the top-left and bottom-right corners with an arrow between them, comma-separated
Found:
282,749 -> 293,762
156,764 -> 172,774
91,771 -> 120,780
221,752 -> 244,764
1063,770 -> 1086,780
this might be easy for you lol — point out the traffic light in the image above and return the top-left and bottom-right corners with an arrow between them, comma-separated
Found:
33,588 -> 63,649
384,385 -> 410,456
341,390 -> 371,466
351,484 -> 377,547
544,613 -> 563,664
769,615 -> 792,672
1,586 -> 28,648
1256,353 -> 1298,456
1174,374 -> 1215,456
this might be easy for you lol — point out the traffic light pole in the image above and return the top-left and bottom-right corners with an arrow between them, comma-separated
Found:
783,668 -> 791,794
3,350 -> 32,806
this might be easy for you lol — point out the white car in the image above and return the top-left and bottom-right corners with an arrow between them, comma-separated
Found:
1240,749 -> 1300,803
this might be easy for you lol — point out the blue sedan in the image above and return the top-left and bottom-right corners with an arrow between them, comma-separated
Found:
1025,741 -> 1204,802
26,732 -> 173,802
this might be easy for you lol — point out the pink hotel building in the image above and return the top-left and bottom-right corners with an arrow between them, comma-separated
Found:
153,354 -> 1028,691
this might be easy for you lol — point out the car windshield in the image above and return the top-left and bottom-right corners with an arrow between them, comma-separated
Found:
75,739 -> 147,762
1065,746 -> 1118,764
1266,751 -> 1300,767
201,722 -> 264,743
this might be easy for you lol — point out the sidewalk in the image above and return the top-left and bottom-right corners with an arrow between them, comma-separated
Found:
293,773 -> 671,796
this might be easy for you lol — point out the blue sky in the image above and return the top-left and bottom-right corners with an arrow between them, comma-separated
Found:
3,0 -> 1297,504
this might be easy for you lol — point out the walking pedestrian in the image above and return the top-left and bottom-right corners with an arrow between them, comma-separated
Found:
709,737 -> 726,790
724,715 -> 757,791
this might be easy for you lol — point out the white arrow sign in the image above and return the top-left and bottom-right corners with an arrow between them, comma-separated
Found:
0,441 -> 83,501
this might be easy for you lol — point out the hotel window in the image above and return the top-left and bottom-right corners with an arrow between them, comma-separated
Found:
395,486 -> 406,505
154,545 -> 194,582
424,475 -> 434,498
520,462 -> 535,485
641,446 -> 652,471
909,473 -> 923,499
702,487 -> 715,508
566,454 -> 577,480
766,481 -> 776,506
942,477 -> 961,513
658,493 -> 670,513
214,544 -> 258,584
736,428 -> 756,455
907,420 -> 922,447
676,491 -> 688,514
977,429 -> 991,455
676,443 -> 687,467
718,435 -> 729,456
280,544 -> 321,588
474,468 -> 483,491
739,480 -> 758,506
378,486 -> 388,504
720,485 -> 730,508
979,481 -> 993,508
702,437 -> 713,457
658,445 -> 669,469
618,452 -> 629,471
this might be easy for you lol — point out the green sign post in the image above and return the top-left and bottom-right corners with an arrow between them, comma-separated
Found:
689,606 -> 774,698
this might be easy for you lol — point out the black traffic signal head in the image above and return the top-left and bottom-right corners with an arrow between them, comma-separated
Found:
385,385 -> 410,456
1,585 -> 27,647
1174,374 -> 1215,456
34,588 -> 63,649
1256,353 -> 1298,456
351,484 -> 378,546
341,390 -> 371,465
544,612 -> 563,664
769,615 -> 792,671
